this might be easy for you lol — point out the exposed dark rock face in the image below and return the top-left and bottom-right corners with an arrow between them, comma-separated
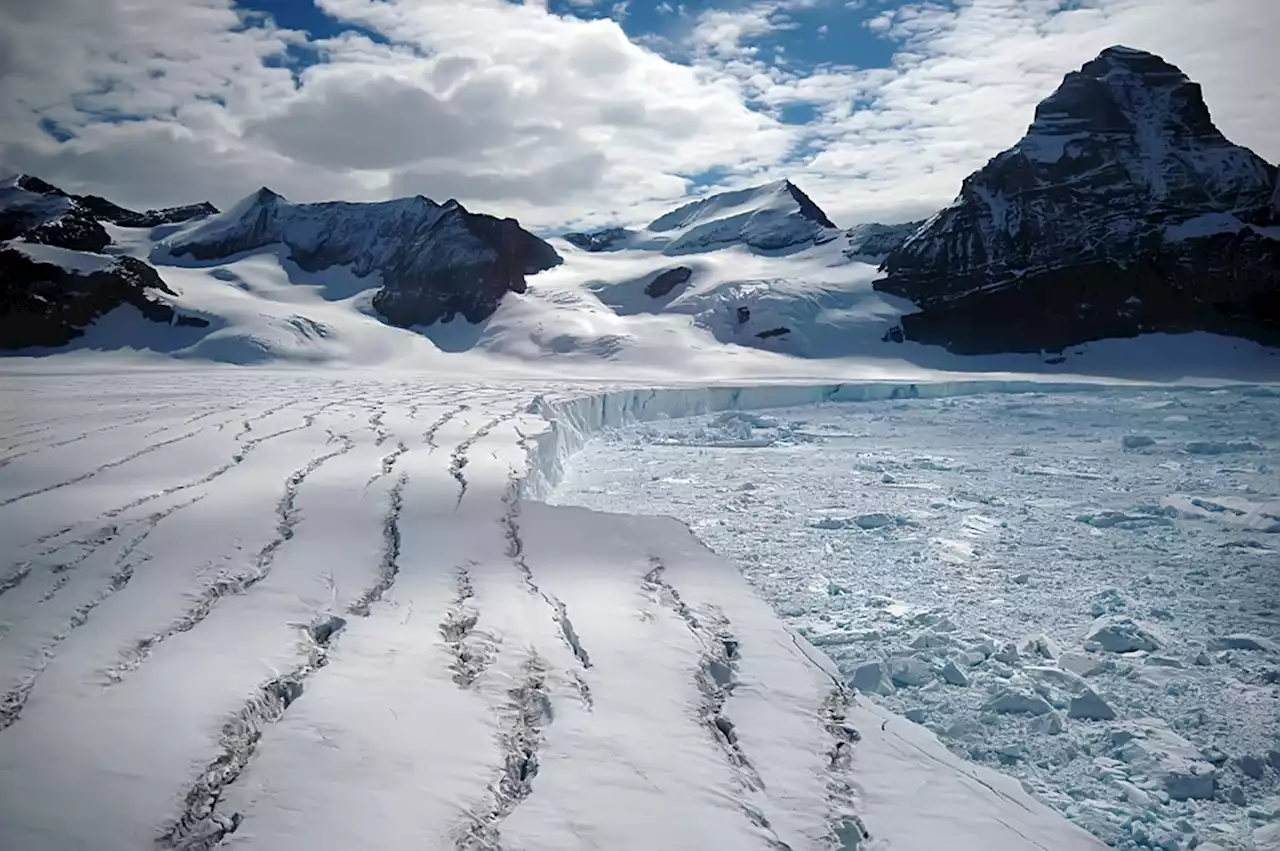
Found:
645,266 -> 693,298
564,227 -> 633,252
1,175 -> 218,254
166,189 -> 563,326
876,46 -> 1280,354
18,214 -> 113,253
0,248 -> 207,349
843,221 -> 924,260
78,196 -> 220,228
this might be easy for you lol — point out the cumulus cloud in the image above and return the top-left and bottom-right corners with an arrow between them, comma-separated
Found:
0,0 -> 1276,230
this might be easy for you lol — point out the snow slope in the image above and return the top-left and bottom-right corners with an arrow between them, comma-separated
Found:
0,372 -> 1117,851
564,179 -> 839,256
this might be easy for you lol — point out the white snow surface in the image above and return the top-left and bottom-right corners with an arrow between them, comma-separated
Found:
0,372 -> 1134,851
554,386 -> 1280,851
4,239 -> 119,275
637,179 -> 838,255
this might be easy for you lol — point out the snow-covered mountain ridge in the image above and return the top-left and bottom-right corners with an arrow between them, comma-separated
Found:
162,188 -> 563,327
877,46 -> 1280,354
564,179 -> 842,255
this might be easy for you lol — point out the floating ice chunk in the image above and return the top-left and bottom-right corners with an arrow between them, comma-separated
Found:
1085,615 -> 1165,653
1205,634 -> 1278,653
808,512 -> 905,530
1239,755 -> 1266,779
1058,652 -> 1109,678
1113,780 -> 1151,808
1019,633 -> 1063,660
1088,588 -> 1128,616
886,656 -> 935,687
1029,712 -> 1065,735
1068,689 -> 1117,721
1113,720 -> 1218,800
941,661 -> 970,686
983,688 -> 1054,715
910,632 -> 953,650
849,660 -> 896,695
1185,440 -> 1264,455
1026,665 -> 1089,694
1248,796 -> 1280,821
1258,824 -> 1280,851
993,642 -> 1021,664
968,640 -> 996,659
1076,510 -> 1175,530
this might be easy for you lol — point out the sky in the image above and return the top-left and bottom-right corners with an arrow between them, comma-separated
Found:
1,0 -> 1278,232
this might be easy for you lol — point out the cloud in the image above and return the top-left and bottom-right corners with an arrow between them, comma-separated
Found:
753,0 -> 1280,223
0,0 -> 1276,231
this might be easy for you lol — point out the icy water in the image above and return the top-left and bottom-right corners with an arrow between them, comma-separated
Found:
555,387 -> 1280,850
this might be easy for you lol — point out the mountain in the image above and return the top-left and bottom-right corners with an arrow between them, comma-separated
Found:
0,175 -> 213,349
163,188 -> 563,327
843,220 -> 925,260
564,179 -> 840,255
0,174 -> 217,253
876,45 -> 1280,354
0,241 -> 207,349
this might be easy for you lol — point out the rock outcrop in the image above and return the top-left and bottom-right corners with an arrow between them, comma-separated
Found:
0,244 -> 207,349
876,46 -> 1280,354
165,188 -> 563,326
843,221 -> 924,260
0,175 -> 217,254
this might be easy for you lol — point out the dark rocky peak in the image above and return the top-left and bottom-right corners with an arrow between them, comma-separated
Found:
876,46 -> 1280,354
0,245 -> 207,350
251,186 -> 284,206
15,175 -> 66,197
1031,46 -> 1216,139
164,190 -> 562,327
780,179 -> 838,230
3,173 -> 216,236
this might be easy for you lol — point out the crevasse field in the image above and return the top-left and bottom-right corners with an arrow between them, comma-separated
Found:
0,371 -> 1276,851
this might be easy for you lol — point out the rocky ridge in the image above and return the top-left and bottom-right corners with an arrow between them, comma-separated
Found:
565,179 -> 843,256
0,243 -> 207,349
0,175 -> 214,348
163,188 -> 563,327
876,46 -> 1280,354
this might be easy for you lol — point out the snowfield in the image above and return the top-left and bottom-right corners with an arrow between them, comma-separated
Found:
0,372 -> 1125,851
554,387 -> 1280,851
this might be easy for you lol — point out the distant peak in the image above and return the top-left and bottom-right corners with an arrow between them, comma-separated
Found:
16,174 -> 66,197
780,180 -> 837,229
1082,45 -> 1187,81
1098,45 -> 1157,59
254,186 -> 283,203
